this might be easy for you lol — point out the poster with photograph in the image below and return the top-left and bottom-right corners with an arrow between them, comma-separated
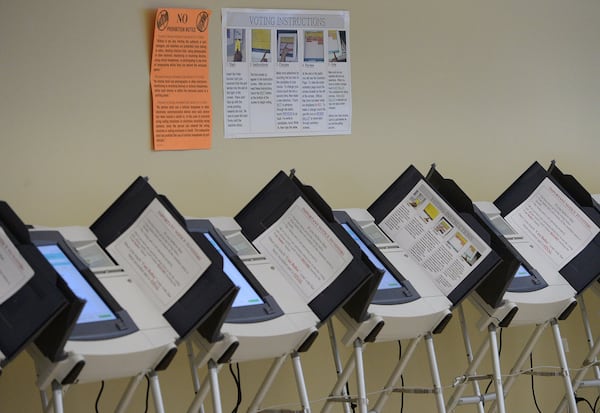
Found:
378,180 -> 492,296
222,8 -> 351,138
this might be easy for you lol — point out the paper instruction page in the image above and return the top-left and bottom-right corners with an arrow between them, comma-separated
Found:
505,177 -> 599,270
222,8 -> 352,138
253,197 -> 352,302
107,199 -> 211,312
379,180 -> 491,296
0,227 -> 34,304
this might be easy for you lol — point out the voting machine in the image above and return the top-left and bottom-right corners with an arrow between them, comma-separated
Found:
0,201 -> 83,377
323,164 -> 502,413
466,162 -> 598,411
546,161 -> 600,412
186,170 -> 381,413
184,217 -> 320,413
28,177 -> 238,413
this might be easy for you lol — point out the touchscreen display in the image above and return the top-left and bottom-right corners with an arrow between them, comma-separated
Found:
514,264 -> 531,278
37,244 -> 117,324
342,223 -> 402,290
203,233 -> 264,307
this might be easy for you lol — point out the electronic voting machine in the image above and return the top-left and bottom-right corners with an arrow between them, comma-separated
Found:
437,162 -> 600,413
323,165 -> 502,413
545,161 -> 600,412
184,170 -> 382,413
0,201 -> 82,376
28,177 -> 238,413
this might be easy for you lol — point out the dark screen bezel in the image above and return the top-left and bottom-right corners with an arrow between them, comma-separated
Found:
333,211 -> 419,305
30,231 -> 138,341
186,219 -> 284,324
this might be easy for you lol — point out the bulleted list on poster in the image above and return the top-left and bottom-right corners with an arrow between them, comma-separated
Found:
222,8 -> 351,138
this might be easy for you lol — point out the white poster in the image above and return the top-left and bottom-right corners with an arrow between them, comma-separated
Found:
253,197 -> 352,302
107,199 -> 211,312
505,178 -> 599,269
0,227 -> 34,304
379,180 -> 492,296
222,8 -> 351,138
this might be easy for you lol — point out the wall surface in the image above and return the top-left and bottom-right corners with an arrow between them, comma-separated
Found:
1,0 -> 600,412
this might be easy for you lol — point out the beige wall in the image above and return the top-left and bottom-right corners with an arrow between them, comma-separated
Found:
1,0 -> 600,411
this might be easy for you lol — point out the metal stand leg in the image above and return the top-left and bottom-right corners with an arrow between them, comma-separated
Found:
247,355 -> 288,413
555,334 -> 600,412
115,372 -> 146,413
187,363 -> 223,413
488,324 -> 505,413
454,305 -> 485,413
208,360 -> 223,413
149,371 -> 166,413
550,319 -> 578,413
326,320 -> 352,413
292,352 -> 311,413
488,322 -> 548,413
371,337 -> 421,413
187,341 -> 202,394
52,380 -> 64,413
446,336 -> 491,411
425,333 -> 446,413
353,339 -> 368,413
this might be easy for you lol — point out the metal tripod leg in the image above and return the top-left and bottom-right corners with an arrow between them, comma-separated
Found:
450,304 -> 485,413
371,337 -> 421,413
550,319 -> 577,413
322,320 -> 359,413
247,355 -> 288,413
488,322 -> 547,413
425,333 -> 447,413
353,339 -> 368,413
186,360 -> 223,413
488,324 -> 505,413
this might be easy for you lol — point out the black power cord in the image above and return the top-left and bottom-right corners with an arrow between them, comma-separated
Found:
95,380 -> 105,412
229,362 -> 242,413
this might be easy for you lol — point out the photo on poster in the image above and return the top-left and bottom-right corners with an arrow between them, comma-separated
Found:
328,30 -> 347,62
304,30 -> 324,62
462,245 -> 482,266
251,29 -> 271,62
420,203 -> 439,223
277,30 -> 297,62
227,28 -> 246,62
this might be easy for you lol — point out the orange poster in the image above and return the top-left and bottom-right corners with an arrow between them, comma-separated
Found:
150,8 -> 212,150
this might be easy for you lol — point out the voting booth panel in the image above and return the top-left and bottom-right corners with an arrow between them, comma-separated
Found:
495,161 -> 600,296
90,176 -> 239,344
367,165 -> 502,308
0,201 -> 83,369
545,161 -> 600,412
28,177 -> 238,413
182,170 -> 380,413
431,163 -> 597,413
184,218 -> 320,413
234,170 -> 382,325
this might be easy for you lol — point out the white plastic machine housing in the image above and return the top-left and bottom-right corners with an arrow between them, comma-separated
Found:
472,202 -> 576,327
189,217 -> 319,363
334,209 -> 452,345
28,226 -> 177,389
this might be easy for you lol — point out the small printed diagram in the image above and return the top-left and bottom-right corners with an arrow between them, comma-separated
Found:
277,30 -> 297,62
408,190 -> 426,209
462,245 -> 482,266
251,29 -> 271,62
420,203 -> 439,224
227,28 -> 245,62
434,218 -> 453,236
304,30 -> 324,62
447,231 -> 467,252
328,30 -> 347,62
